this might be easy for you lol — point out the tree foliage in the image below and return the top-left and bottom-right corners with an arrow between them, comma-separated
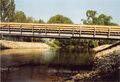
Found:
0,0 -> 44,23
38,19 -> 45,23
48,15 -> 73,24
14,11 -> 45,23
82,10 -> 118,26
0,0 -> 15,22
14,11 -> 27,23
32,19 -> 45,23
26,16 -> 34,23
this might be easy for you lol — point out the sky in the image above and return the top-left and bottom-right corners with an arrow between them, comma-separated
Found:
15,0 -> 120,24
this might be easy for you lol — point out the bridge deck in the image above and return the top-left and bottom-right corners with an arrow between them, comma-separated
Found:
0,22 -> 120,40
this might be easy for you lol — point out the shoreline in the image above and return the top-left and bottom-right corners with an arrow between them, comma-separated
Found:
0,40 -> 51,50
65,42 -> 120,82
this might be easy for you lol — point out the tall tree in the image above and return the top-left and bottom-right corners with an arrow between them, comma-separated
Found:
14,11 -> 45,23
82,10 -> 118,26
33,19 -> 45,23
98,14 -> 112,25
38,19 -> 45,23
86,10 -> 97,20
26,16 -> 33,23
14,11 -> 27,23
0,0 -> 15,22
48,15 -> 73,24
47,15 -> 73,48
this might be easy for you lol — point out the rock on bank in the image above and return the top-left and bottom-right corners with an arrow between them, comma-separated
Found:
65,43 -> 120,82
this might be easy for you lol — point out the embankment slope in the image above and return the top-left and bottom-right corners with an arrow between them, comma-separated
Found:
0,40 -> 50,50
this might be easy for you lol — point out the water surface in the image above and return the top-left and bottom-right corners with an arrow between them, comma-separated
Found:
0,48 -> 93,82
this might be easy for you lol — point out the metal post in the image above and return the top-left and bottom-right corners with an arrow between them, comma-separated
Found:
39,29 -> 41,34
72,26 -> 74,37
108,27 -> 111,38
32,25 -> 34,35
79,26 -> 81,37
45,25 -> 47,36
93,27 -> 96,37
58,26 -> 60,36
0,26 -> 3,39
8,24 -> 10,34
20,25 -> 22,35
0,24 -> 2,31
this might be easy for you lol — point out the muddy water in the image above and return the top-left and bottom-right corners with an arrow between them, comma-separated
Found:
0,48 -> 93,82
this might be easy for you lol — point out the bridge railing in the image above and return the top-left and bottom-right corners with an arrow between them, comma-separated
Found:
0,22 -> 120,39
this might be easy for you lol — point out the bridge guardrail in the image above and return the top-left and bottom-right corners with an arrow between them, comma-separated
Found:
0,22 -> 120,39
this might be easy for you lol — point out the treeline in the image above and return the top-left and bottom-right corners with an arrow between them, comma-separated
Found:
0,0 -> 119,48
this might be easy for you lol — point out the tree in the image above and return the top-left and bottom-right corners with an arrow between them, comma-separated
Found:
26,16 -> 33,23
14,11 -> 45,23
38,19 -> 45,23
14,11 -> 27,23
98,14 -> 112,25
82,10 -> 118,26
0,0 -> 15,22
34,19 -> 45,23
47,15 -> 73,48
48,15 -> 73,24
81,10 -> 118,47
86,10 -> 97,21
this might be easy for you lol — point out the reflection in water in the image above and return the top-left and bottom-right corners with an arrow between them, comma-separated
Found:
1,49 -> 57,67
0,48 -> 93,82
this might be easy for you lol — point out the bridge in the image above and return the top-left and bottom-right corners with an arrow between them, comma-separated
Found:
0,22 -> 120,40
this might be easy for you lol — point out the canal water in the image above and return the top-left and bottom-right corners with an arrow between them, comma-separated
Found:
0,48 -> 93,82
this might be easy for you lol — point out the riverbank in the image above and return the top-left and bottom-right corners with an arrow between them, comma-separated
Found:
0,40 -> 50,50
65,42 -> 120,82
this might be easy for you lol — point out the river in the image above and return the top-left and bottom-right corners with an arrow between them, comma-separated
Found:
0,48 -> 93,82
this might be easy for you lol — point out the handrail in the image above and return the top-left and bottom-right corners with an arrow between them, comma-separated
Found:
0,22 -> 120,28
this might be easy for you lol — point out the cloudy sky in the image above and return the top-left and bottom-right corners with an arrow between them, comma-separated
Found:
15,0 -> 120,24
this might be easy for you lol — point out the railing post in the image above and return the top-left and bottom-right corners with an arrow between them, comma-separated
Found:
8,24 -> 10,34
0,24 -> 2,31
93,27 -> 96,37
0,25 -> 1,31
108,27 -> 111,38
72,26 -> 74,37
58,26 -> 60,36
39,29 -> 41,34
20,25 -> 22,35
32,25 -> 34,35
45,25 -> 47,36
79,26 -> 82,37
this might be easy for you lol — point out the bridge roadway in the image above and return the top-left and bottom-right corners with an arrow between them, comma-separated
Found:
0,22 -> 120,40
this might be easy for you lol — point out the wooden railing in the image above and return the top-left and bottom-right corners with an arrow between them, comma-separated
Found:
0,22 -> 120,39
